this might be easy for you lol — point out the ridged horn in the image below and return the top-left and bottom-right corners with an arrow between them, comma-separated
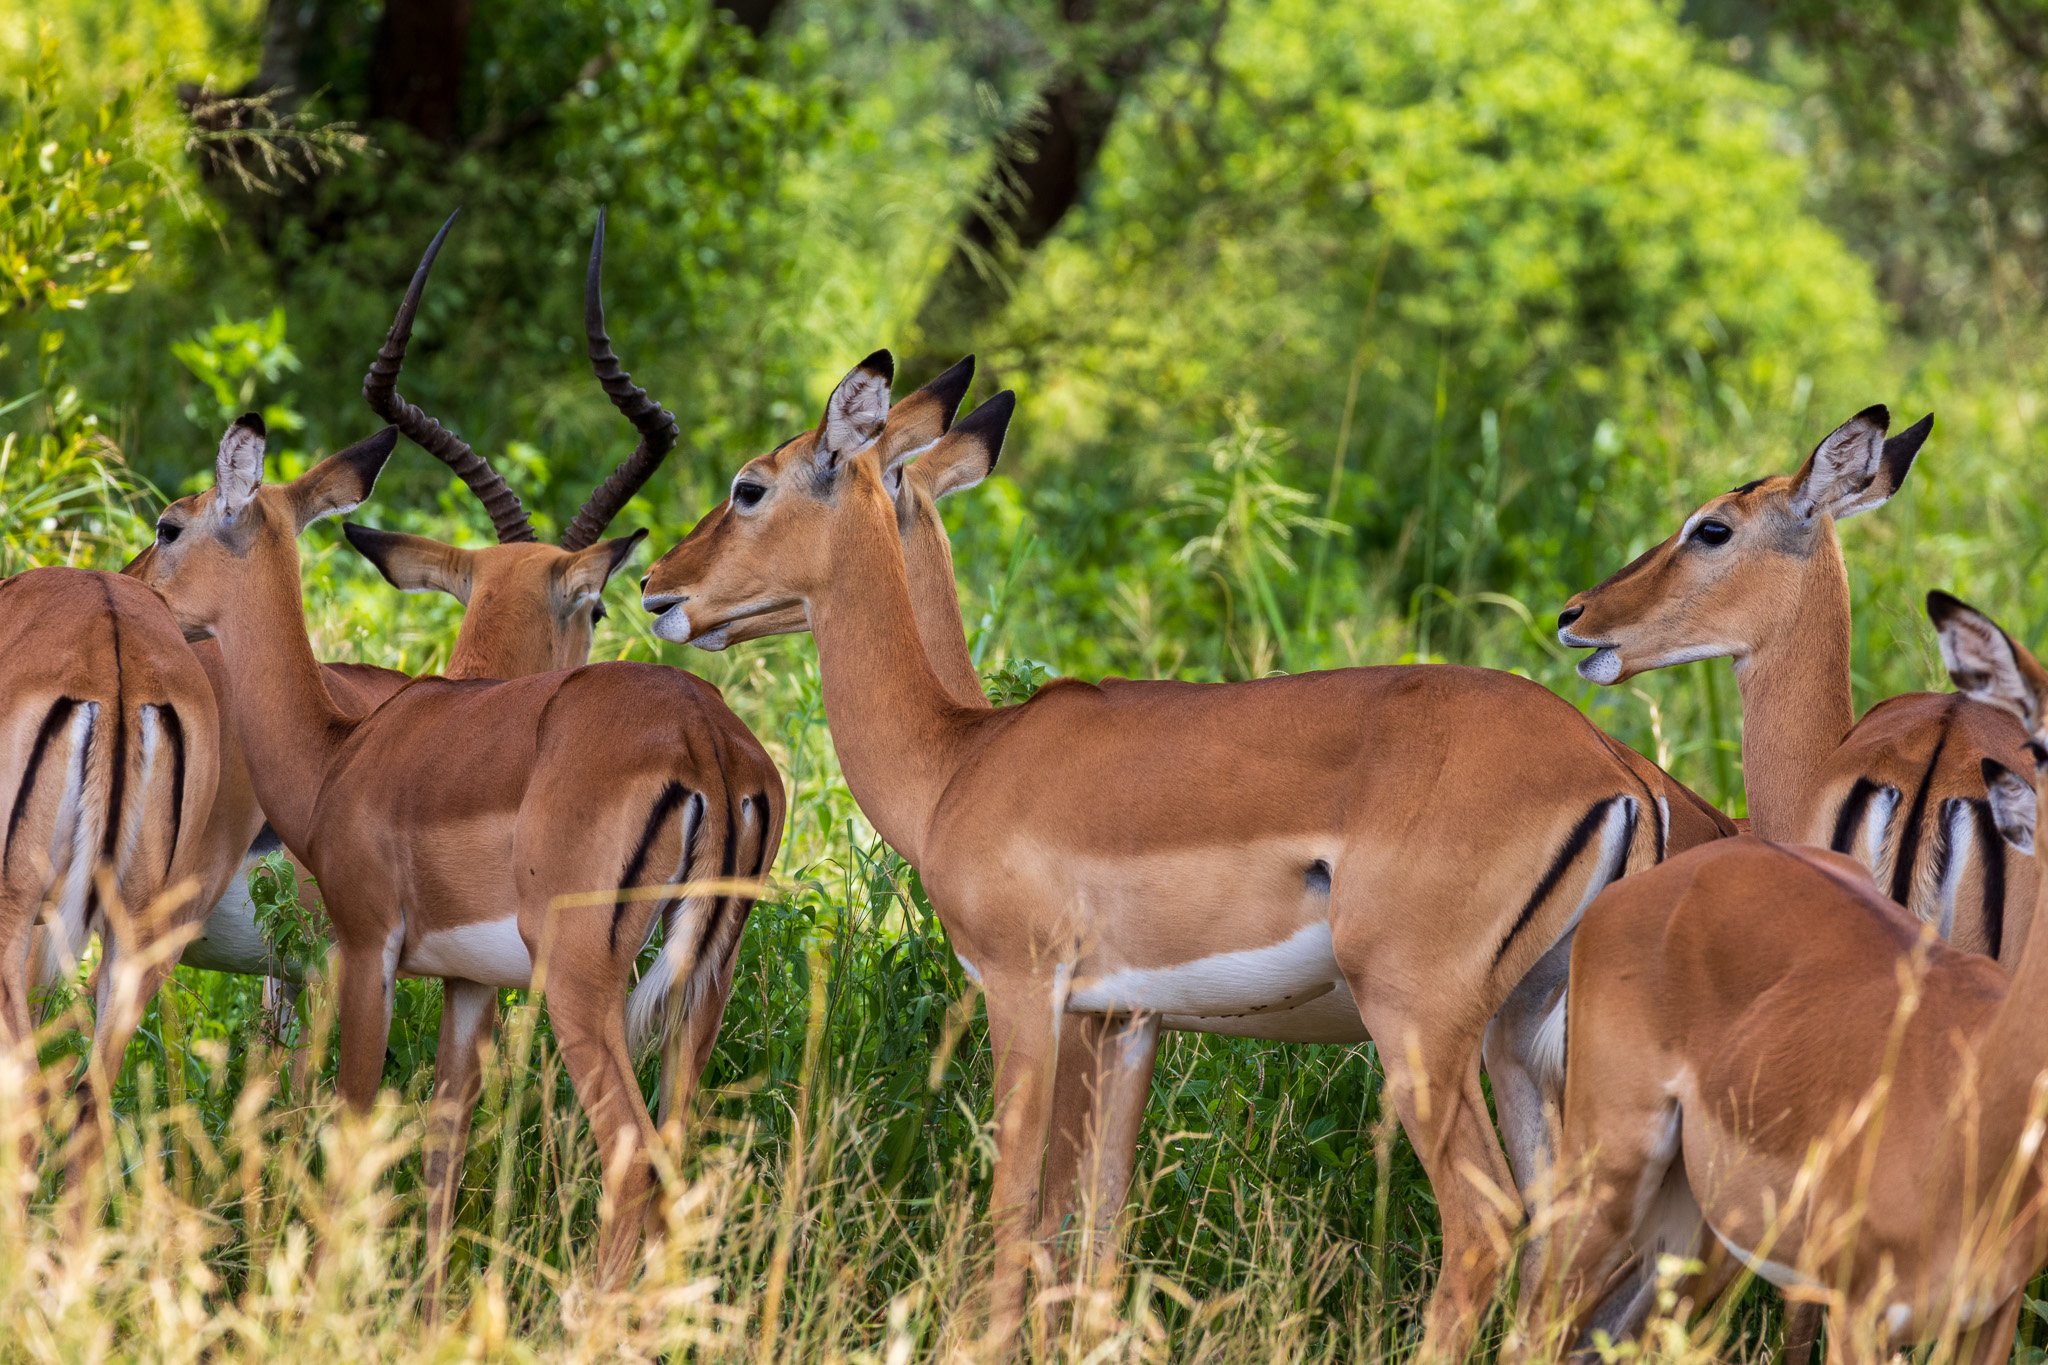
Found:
362,209 -> 536,544
561,207 -> 680,551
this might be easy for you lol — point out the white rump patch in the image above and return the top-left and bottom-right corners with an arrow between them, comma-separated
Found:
406,918 -> 531,990
1067,923 -> 1340,1018
1937,799 -> 1976,941
1860,784 -> 1903,881
38,701 -> 103,988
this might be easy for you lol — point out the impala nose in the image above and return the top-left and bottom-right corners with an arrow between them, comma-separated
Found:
639,572 -> 650,592
1557,604 -> 1584,632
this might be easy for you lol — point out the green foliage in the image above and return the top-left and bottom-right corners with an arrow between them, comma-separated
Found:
0,36 -> 155,319
8,0 -> 2048,1356
248,851 -> 327,984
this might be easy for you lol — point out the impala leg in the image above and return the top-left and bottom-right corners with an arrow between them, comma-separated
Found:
1780,1301 -> 1823,1365
0,921 -> 42,1181
1961,1290 -> 2024,1365
421,978 -> 497,1320
1036,1013 -> 1159,1274
980,973 -> 1064,1346
64,936 -> 180,1207
1356,990 -> 1519,1362
333,935 -> 398,1110
546,970 -> 661,1290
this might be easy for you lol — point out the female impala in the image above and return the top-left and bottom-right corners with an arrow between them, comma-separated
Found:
1558,406 -> 2037,963
0,568 -> 219,1187
130,414 -> 784,1292
1524,591 -> 2048,1365
641,354 -> 1728,1354
695,358 -> 1736,1291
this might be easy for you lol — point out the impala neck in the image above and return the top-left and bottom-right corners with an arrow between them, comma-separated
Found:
209,540 -> 354,852
902,497 -> 990,711
1731,533 -> 1855,839
807,475 -> 976,865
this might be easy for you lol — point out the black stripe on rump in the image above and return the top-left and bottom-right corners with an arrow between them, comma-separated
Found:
1492,796 -> 1630,969
703,792 -> 773,972
1829,777 -> 1884,857
96,576 -> 127,870
693,792 -> 746,963
159,706 -> 187,878
1888,699 -> 1958,906
611,782 -> 695,952
5,699 -> 79,866
1974,797 -> 2007,960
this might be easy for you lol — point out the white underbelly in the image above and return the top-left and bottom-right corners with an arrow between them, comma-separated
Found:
1164,975 -> 1369,1043
1710,1224 -> 1819,1293
403,919 -> 532,990
1068,924 -> 1343,1021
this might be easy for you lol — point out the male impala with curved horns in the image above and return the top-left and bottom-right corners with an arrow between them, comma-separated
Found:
1521,590 -> 2048,1364
172,211 -> 680,1049
1558,406 -> 2037,963
0,569 -> 219,1188
129,412 -> 784,1292
640,352 -> 1730,1354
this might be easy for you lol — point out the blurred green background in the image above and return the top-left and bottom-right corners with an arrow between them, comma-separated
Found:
4,0 -> 2048,1354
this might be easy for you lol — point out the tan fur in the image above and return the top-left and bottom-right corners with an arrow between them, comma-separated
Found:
1558,408 -> 2036,969
0,567 -> 221,1193
132,420 -> 786,1294
640,357 -> 1732,1355
1521,597 -> 2048,1364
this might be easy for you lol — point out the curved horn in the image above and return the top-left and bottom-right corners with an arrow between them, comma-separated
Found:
561,207 -> 680,551
362,209 -> 536,544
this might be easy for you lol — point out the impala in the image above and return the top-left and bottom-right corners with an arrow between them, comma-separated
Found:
640,353 -> 1730,1353
1523,589 -> 2048,1365
123,212 -> 722,1300
1558,406 -> 2036,963
130,389 -> 784,1292
1,567 -> 220,1189
692,358 -> 1737,1296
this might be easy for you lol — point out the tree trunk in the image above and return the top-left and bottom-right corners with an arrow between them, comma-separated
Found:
913,0 -> 1190,356
369,0 -> 476,144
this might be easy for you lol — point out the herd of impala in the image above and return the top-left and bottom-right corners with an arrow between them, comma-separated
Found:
4,211 -> 2046,1362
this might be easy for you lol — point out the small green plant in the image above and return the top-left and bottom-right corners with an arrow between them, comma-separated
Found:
982,656 -> 1052,706
248,850 -> 326,988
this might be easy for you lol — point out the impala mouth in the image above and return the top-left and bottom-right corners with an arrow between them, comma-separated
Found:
643,593 -> 692,643
1574,647 -> 1624,685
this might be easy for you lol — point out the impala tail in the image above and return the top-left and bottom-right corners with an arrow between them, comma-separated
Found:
10,692 -> 195,989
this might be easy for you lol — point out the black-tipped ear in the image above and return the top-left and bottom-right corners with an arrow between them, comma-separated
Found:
215,413 -> 269,519
602,528 -> 648,579
954,389 -> 1016,470
290,426 -> 398,530
921,355 -> 976,430
820,351 -> 894,462
1880,412 -> 1933,492
857,349 -> 895,385
339,519 -> 472,601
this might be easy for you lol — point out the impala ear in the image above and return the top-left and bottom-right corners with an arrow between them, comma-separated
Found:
1790,405 -> 1923,522
290,427 -> 398,531
910,389 -> 1015,502
560,529 -> 646,604
878,355 -> 975,470
1930,590 -> 2047,734
1980,758 -> 2038,855
215,413 -> 268,521
818,350 -> 893,467
342,523 -> 475,603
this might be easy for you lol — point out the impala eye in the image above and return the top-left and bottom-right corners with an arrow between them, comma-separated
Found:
156,520 -> 183,544
591,603 -> 608,623
732,480 -> 767,511
1691,518 -> 1732,546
